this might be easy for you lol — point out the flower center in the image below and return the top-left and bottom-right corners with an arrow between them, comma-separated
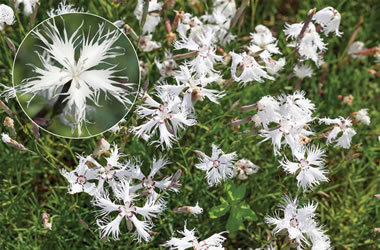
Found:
118,201 -> 136,218
76,175 -> 87,185
289,217 -> 299,228
242,56 -> 255,68
299,159 -> 310,170
100,163 -> 116,180
142,176 -> 156,189
213,160 -> 220,168
198,45 -> 210,59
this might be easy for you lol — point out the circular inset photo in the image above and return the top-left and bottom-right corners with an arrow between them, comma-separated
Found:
13,13 -> 140,138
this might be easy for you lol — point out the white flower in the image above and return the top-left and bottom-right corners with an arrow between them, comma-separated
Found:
294,64 -> 313,79
48,0 -> 85,17
265,57 -> 286,75
60,159 -> 98,196
200,0 -> 236,45
174,29 -> 223,75
319,117 -> 357,148
0,83 -> 16,102
230,51 -> 274,85
139,35 -> 161,52
0,4 -> 15,29
132,91 -> 196,149
159,64 -> 225,111
348,41 -> 366,60
18,18 -> 134,136
188,202 -> 203,215
174,202 -> 203,216
279,146 -> 328,191
134,0 -> 163,34
93,180 -> 165,242
233,159 -> 260,180
355,109 -> 370,125
284,22 -> 326,66
61,145 -> 132,196
15,0 -> 38,16
313,7 -> 343,37
256,96 -> 281,128
259,91 -> 315,156
249,25 -> 281,59
129,157 -> 177,199
265,196 -> 331,249
84,145 -> 132,194
1,133 -> 11,144
195,144 -> 237,186
163,224 -> 226,249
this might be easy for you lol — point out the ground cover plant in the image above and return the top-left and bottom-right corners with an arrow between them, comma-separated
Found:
0,0 -> 379,249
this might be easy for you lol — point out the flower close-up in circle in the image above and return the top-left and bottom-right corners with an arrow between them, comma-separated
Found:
13,13 -> 140,138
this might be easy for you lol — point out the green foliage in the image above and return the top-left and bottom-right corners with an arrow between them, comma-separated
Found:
210,183 -> 257,233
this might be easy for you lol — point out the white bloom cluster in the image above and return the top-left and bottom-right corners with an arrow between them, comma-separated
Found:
257,91 -> 315,156
230,25 -> 285,85
265,196 -> 331,249
200,0 -> 237,45
132,90 -> 196,149
284,7 -> 342,75
319,117 -> 357,149
163,224 -> 226,250
133,5 -> 229,150
61,145 -> 179,242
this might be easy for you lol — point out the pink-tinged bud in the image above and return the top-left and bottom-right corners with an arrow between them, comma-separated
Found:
366,68 -> 379,76
375,194 -> 380,200
165,19 -> 172,33
41,212 -> 52,230
1,133 -> 26,151
5,37 -> 16,53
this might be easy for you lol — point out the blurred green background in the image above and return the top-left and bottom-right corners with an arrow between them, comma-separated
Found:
13,13 -> 140,138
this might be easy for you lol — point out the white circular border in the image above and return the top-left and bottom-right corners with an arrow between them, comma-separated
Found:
12,12 -> 141,139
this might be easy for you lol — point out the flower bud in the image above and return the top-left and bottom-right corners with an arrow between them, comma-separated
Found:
41,212 -> 52,230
